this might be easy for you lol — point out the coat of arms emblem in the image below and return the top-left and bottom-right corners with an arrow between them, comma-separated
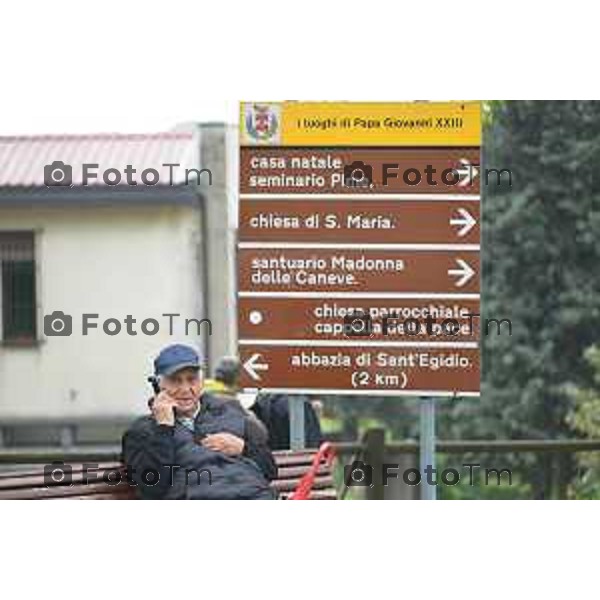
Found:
245,104 -> 280,143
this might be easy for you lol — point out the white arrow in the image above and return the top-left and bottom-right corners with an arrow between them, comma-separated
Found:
243,353 -> 269,382
455,158 -> 479,187
448,258 -> 475,287
449,207 -> 477,237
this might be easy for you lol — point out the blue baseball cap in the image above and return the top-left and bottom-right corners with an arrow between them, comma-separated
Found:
154,344 -> 202,377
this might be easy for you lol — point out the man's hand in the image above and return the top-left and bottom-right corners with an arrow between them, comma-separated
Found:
152,391 -> 178,426
202,433 -> 245,456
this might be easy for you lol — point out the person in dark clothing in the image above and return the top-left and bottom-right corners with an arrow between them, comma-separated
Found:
195,390 -> 276,478
207,356 -> 324,451
122,344 -> 276,499
251,394 -> 323,451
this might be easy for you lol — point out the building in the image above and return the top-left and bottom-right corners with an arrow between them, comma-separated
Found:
0,124 -> 237,448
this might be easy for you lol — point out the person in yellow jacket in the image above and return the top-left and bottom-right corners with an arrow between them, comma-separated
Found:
203,356 -> 241,398
203,377 -> 231,395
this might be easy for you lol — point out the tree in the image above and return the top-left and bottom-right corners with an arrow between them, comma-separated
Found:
447,101 -> 600,497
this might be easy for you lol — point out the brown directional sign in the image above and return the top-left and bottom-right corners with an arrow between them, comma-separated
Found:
239,297 -> 481,343
239,199 -> 480,244
238,101 -> 481,396
238,249 -> 479,294
240,147 -> 481,195
239,345 -> 480,394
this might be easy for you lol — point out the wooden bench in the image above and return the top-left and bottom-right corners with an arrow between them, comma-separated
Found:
0,448 -> 337,500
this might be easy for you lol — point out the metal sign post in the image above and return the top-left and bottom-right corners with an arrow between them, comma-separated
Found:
419,397 -> 437,500
289,397 -> 306,450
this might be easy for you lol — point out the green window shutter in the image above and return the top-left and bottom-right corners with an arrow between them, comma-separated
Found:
2,260 -> 37,341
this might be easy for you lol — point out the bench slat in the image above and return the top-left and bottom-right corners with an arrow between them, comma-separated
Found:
51,492 -> 135,500
272,452 -> 324,466
0,468 -> 128,490
276,465 -> 330,479
0,462 -> 123,482
0,481 -> 134,499
272,476 -> 334,493
280,490 -> 337,500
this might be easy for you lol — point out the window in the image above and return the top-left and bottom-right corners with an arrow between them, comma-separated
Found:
0,232 -> 37,343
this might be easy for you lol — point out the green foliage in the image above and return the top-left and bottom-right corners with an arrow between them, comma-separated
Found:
460,101 -> 600,434
566,346 -> 600,498
436,454 -> 531,500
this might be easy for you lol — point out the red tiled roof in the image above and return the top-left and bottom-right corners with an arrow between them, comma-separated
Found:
0,131 -> 200,187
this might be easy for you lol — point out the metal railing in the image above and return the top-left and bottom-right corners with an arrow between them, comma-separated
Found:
2,437 -> 600,464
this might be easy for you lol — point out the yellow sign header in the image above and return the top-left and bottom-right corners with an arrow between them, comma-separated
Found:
240,101 -> 481,147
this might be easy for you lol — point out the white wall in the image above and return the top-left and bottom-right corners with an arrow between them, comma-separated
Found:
0,203 -> 206,420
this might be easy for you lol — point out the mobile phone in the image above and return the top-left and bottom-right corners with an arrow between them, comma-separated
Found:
147,376 -> 161,410
148,376 -> 161,395
147,377 -> 176,420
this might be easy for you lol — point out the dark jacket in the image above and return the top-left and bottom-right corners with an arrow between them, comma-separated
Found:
122,393 -> 277,500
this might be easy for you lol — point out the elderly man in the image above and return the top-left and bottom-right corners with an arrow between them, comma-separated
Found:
122,344 -> 276,499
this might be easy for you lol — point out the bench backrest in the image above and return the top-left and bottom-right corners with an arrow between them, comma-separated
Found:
0,449 -> 337,500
